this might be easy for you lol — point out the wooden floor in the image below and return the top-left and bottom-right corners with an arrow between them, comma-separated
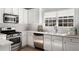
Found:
20,46 -> 42,51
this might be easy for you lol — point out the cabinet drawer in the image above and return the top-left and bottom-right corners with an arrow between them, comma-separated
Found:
44,35 -> 51,39
52,36 -> 62,41
0,35 -> 6,40
64,37 -> 79,43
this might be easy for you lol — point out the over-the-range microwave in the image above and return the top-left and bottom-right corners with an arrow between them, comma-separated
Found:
3,13 -> 19,24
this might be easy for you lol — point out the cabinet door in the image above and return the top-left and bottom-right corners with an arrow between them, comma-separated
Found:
44,11 -> 57,27
44,11 -> 56,18
27,32 -> 34,47
0,34 -> 6,40
18,8 -> 24,24
58,9 -> 74,16
4,8 -> 13,14
0,45 -> 11,51
44,35 -> 52,51
63,37 -> 79,51
64,42 -> 79,51
28,9 -> 39,24
23,9 -> 28,24
0,8 -> 4,23
52,36 -> 63,51
21,31 -> 27,47
13,8 -> 19,15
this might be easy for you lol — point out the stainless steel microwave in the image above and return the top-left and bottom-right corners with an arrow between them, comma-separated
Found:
3,13 -> 19,23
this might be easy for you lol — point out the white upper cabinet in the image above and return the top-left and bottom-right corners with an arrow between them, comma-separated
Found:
18,8 -> 24,24
23,9 -> 28,24
28,9 -> 39,24
18,8 -> 28,24
58,9 -> 74,16
44,11 -> 57,27
0,8 -> 4,23
0,8 -> 28,24
13,8 -> 19,15
4,8 -> 13,14
44,11 -> 56,18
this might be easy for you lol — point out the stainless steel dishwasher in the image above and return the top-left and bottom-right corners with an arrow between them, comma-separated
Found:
33,33 -> 44,50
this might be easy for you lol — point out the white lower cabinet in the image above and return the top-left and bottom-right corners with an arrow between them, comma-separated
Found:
63,37 -> 79,51
21,31 -> 27,47
44,35 -> 52,51
44,35 -> 63,51
27,32 -> 34,48
0,45 -> 11,51
52,36 -> 63,51
0,34 -> 12,51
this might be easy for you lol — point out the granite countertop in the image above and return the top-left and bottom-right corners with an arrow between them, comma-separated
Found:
26,31 -> 79,38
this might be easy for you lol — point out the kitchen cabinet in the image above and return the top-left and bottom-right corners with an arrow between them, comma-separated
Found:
44,9 -> 79,27
4,8 -> 13,14
18,8 -> 24,24
21,31 -> 28,47
28,9 -> 39,24
23,9 -> 28,24
0,34 -> 12,51
44,11 -> 57,27
63,37 -> 79,51
58,9 -> 74,16
0,8 -> 28,24
58,9 -> 74,27
52,36 -> 63,51
0,45 -> 11,51
44,11 -> 56,17
27,32 -> 34,47
0,8 -> 4,23
19,8 -> 28,24
13,8 -> 19,15
0,34 -> 6,40
44,35 -> 52,51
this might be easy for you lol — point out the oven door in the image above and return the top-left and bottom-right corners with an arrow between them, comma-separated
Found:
9,37 -> 21,51
9,37 -> 21,45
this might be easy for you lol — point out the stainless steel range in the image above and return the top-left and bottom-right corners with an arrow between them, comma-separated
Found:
1,28 -> 22,51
